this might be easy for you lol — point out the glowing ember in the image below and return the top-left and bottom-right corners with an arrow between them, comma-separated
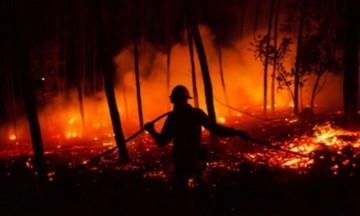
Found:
236,122 -> 360,174
0,114 -> 359,180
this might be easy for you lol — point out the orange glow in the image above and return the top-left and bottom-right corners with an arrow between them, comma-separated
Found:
68,117 -> 76,124
235,122 -> 360,171
9,134 -> 16,140
0,25 -> 344,145
218,117 -> 226,123
0,23 -> 351,180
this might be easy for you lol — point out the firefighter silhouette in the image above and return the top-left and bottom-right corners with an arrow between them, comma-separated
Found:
144,85 -> 251,213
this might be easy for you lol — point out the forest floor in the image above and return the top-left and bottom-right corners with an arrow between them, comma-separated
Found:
0,112 -> 360,216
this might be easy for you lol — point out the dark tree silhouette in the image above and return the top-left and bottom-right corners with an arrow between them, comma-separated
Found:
131,0 -> 144,129
187,27 -> 200,108
263,0 -> 275,115
253,0 -> 261,34
9,0 -> 47,183
343,0 -> 359,126
271,0 -> 282,113
217,45 -> 230,113
185,1 -> 216,123
94,0 -> 129,162
293,0 -> 306,114
133,38 -> 144,129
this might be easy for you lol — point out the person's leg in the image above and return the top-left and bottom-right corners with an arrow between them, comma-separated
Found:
193,173 -> 215,215
170,170 -> 190,215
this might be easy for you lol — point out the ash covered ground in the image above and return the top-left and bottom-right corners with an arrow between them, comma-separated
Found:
1,113 -> 360,216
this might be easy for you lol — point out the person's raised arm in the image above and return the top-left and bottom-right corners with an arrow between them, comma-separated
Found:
144,116 -> 173,147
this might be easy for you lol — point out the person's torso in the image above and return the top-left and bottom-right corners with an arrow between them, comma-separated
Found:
169,105 -> 203,155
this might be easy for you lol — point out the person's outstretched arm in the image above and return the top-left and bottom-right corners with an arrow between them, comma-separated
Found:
144,116 -> 173,147
197,109 -> 252,140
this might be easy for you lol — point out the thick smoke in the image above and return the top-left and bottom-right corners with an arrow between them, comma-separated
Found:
0,0 -> 346,144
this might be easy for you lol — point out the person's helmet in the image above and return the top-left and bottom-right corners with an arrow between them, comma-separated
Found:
170,85 -> 192,103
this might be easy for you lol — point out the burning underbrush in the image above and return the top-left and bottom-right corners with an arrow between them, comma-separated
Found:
1,115 -> 360,215
1,115 -> 359,182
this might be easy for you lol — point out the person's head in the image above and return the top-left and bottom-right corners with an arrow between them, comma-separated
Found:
170,85 -> 192,104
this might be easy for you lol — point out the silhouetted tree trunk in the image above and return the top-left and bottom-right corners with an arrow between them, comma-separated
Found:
186,2 -> 216,122
0,6 -> 15,125
263,0 -> 275,115
133,38 -> 144,129
77,86 -> 85,129
57,0 -> 66,99
165,19 -> 172,111
343,0 -> 359,126
187,27 -> 199,108
64,2 -> 86,129
131,0 -> 144,129
122,86 -> 130,122
94,0 -> 129,162
253,0 -> 261,34
166,49 -> 171,110
78,2 -> 86,130
10,0 -> 47,183
271,0 -> 281,113
238,0 -> 247,38
310,72 -> 323,110
218,45 -> 230,114
294,0 -> 305,114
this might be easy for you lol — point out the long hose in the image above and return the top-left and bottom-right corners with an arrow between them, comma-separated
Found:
249,138 -> 310,158
75,112 -> 171,168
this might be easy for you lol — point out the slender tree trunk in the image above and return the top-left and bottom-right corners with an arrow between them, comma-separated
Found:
0,1 -> 5,123
92,26 -> 100,92
165,11 -> 172,107
132,0 -> 144,129
279,68 -> 295,102
0,14 -> 15,125
294,0 -> 305,114
10,0 -> 47,183
77,86 -> 85,130
238,0 -> 247,39
253,0 -> 261,34
218,45 -> 230,114
187,27 -> 199,108
271,0 -> 281,114
165,2 -> 172,90
263,0 -> 275,115
343,0 -> 359,126
94,0 -> 129,162
66,2 -> 85,129
300,79 -> 304,110
57,0 -> 66,99
186,2 -> 216,122
310,73 -> 322,110
78,2 -> 86,131
166,48 -> 171,110
122,86 -> 130,122
133,38 -> 144,129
